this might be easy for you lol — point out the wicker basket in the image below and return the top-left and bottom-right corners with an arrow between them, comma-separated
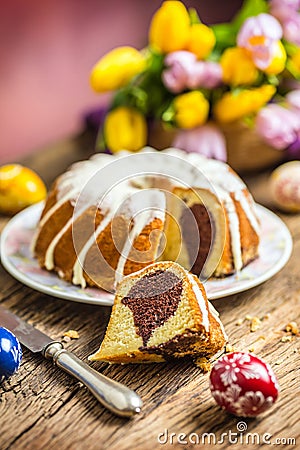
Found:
148,120 -> 284,173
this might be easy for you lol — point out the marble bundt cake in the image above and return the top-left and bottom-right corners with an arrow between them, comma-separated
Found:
32,148 -> 260,291
89,261 -> 227,363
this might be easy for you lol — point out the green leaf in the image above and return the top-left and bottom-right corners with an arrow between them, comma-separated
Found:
231,0 -> 268,31
188,8 -> 201,25
286,60 -> 300,79
243,114 -> 255,129
283,40 -> 300,56
211,23 -> 236,50
95,127 -> 106,151
266,74 -> 279,86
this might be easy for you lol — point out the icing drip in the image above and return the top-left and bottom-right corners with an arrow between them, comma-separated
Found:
235,191 -> 260,236
44,217 -> 73,270
114,191 -> 166,286
72,213 -> 113,287
187,273 -> 209,332
208,301 -> 228,341
71,188 -> 166,288
223,194 -> 243,271
31,188 -> 77,252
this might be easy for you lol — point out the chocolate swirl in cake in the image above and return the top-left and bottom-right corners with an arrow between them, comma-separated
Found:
122,270 -> 183,345
180,203 -> 213,275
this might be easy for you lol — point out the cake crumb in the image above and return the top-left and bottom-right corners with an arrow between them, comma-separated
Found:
248,346 -> 255,352
285,322 -> 299,335
281,335 -> 292,343
258,335 -> 266,340
275,359 -> 283,365
236,318 -> 243,326
225,344 -> 236,353
245,315 -> 252,321
263,313 -> 270,320
195,357 -> 211,373
250,317 -> 262,332
63,330 -> 80,340
62,336 -> 71,343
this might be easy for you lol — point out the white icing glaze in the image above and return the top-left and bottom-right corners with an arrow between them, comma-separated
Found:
30,188 -> 77,252
207,301 -> 228,341
72,212 -> 113,288
223,194 -> 243,271
114,191 -> 166,285
187,273 -> 209,332
44,217 -> 73,270
72,188 -> 166,287
235,191 -> 260,236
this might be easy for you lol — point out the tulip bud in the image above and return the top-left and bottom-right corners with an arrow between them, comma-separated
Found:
264,41 -> 287,75
186,61 -> 222,89
186,23 -> 216,60
255,103 -> 300,149
237,13 -> 283,70
173,122 -> 227,161
162,51 -> 197,93
282,14 -> 300,45
90,47 -> 146,93
149,1 -> 191,53
104,107 -> 147,152
288,49 -> 300,77
214,85 -> 276,123
220,47 -> 258,86
286,89 -> 300,110
174,91 -> 209,129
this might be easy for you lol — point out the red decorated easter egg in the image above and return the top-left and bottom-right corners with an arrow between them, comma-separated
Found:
209,352 -> 279,417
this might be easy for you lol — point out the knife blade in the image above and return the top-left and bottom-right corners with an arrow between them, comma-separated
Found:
0,304 -> 142,417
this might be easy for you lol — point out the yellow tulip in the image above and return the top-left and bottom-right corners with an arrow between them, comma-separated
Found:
174,91 -> 209,129
220,47 -> 258,86
214,85 -> 276,123
289,48 -> 300,77
0,164 -> 47,215
186,23 -> 216,60
90,47 -> 146,93
264,41 -> 287,75
149,1 -> 191,53
104,107 -> 147,152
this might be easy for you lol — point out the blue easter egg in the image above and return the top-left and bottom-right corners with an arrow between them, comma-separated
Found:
0,327 -> 22,381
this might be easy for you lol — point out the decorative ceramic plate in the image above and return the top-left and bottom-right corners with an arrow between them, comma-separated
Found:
0,202 -> 293,305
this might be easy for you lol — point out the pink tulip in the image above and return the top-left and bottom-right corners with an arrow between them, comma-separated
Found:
173,123 -> 227,161
256,104 -> 300,150
162,51 -> 197,93
186,61 -> 222,89
270,0 -> 300,44
286,89 -> 300,110
237,13 -> 283,69
162,51 -> 222,93
282,15 -> 300,45
270,0 -> 300,18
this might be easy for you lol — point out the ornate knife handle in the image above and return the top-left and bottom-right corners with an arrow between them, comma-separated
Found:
43,342 -> 142,418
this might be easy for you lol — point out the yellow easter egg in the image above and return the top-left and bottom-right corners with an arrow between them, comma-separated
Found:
270,161 -> 300,213
0,164 -> 47,215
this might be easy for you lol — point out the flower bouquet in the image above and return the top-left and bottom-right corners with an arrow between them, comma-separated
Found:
89,0 -> 300,171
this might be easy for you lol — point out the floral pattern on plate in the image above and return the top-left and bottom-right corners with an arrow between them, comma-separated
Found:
0,202 -> 292,306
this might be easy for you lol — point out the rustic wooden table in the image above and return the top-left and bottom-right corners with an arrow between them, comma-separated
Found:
1,134 -> 299,450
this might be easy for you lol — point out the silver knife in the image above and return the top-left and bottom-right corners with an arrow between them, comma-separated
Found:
0,304 -> 142,417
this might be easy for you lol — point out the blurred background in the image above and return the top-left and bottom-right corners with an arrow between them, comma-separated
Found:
0,0 -> 242,163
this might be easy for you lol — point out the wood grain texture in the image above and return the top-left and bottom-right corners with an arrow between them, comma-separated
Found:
0,140 -> 299,450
